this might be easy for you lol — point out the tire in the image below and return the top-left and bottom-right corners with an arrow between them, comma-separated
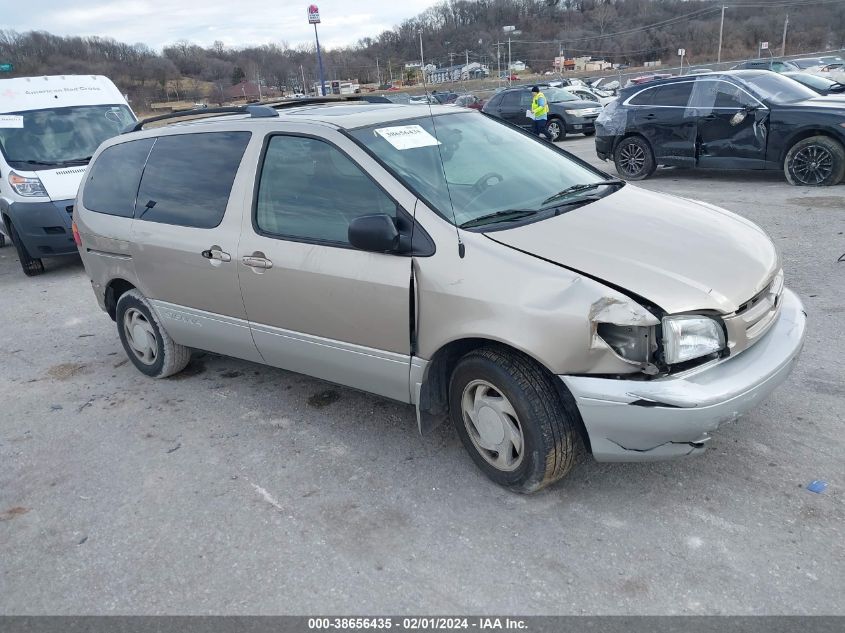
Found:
8,221 -> 44,276
449,347 -> 578,494
583,130 -> 596,137
784,135 -> 845,186
545,118 -> 565,142
613,135 -> 656,181
116,289 -> 191,378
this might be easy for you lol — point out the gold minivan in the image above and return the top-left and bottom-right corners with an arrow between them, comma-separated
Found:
74,102 -> 806,493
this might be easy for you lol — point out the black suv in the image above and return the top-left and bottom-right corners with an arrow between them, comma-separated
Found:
482,86 -> 603,141
595,70 -> 845,186
731,59 -> 799,73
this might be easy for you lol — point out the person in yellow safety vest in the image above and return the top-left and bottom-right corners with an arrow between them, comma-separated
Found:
530,86 -> 550,138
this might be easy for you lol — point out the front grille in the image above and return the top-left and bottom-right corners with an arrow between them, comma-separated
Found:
723,269 -> 784,355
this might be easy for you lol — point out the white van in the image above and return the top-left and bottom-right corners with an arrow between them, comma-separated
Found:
0,75 -> 135,275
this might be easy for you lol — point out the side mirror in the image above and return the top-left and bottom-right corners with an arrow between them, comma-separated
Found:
730,109 -> 748,126
348,214 -> 401,253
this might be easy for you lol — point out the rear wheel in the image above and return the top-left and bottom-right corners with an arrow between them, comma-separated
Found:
116,290 -> 191,378
545,118 -> 565,142
614,135 -> 656,180
449,347 -> 578,494
9,222 -> 44,276
784,135 -> 845,186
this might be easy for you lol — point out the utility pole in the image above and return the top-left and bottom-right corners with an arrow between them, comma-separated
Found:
419,31 -> 426,86
508,36 -> 512,85
496,42 -> 502,87
300,64 -> 306,94
781,13 -> 789,56
376,56 -> 380,86
717,5 -> 725,64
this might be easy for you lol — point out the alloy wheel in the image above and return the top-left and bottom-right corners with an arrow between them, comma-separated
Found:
618,142 -> 646,176
461,379 -> 525,472
791,144 -> 834,184
546,121 -> 561,141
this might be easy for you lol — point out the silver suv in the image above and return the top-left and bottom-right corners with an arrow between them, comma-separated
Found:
74,101 -> 806,493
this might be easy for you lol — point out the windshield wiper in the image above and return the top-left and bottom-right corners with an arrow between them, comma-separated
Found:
459,209 -> 539,229
14,160 -> 63,166
59,156 -> 93,165
541,179 -> 625,207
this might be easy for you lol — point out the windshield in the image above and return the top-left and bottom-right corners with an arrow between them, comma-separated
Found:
350,112 -> 610,227
787,73 -> 836,90
544,87 -> 578,103
741,72 -> 818,103
0,104 -> 135,170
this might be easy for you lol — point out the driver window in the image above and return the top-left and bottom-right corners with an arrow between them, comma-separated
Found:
255,135 -> 397,245
690,80 -> 756,110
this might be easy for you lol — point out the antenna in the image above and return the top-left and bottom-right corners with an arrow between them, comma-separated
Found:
419,31 -> 465,259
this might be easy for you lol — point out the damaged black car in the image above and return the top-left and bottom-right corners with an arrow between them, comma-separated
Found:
595,69 -> 845,186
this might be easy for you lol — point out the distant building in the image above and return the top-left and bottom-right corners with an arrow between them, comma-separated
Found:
426,62 -> 490,84
573,56 -> 612,72
644,60 -> 663,68
311,79 -> 360,95
225,80 -> 261,101
509,60 -> 527,71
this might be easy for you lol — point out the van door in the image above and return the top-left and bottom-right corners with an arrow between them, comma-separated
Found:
129,130 -> 263,363
237,131 -> 413,403
689,79 -> 768,169
626,81 -> 697,167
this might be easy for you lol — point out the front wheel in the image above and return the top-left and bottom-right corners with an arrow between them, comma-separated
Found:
613,136 -> 656,180
449,347 -> 578,494
9,222 -> 44,276
545,118 -> 565,142
784,135 -> 845,186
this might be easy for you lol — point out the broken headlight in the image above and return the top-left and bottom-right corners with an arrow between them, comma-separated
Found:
662,315 -> 726,364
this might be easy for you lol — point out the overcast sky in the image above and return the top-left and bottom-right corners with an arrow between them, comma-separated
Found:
5,0 -> 437,51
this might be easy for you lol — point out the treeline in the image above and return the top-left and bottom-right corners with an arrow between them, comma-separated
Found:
1,0 -> 843,109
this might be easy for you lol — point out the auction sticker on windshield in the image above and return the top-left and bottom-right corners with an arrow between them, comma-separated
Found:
374,125 -> 440,150
0,115 -> 24,128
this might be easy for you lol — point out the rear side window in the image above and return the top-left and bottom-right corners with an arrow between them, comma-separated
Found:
83,139 -> 154,218
651,82 -> 694,107
500,92 -> 521,108
136,131 -> 251,228
628,87 -> 655,105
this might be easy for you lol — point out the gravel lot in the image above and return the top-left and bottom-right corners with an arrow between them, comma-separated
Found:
1,135 -> 843,615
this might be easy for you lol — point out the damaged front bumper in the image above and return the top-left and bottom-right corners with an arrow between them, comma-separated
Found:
561,288 -> 806,461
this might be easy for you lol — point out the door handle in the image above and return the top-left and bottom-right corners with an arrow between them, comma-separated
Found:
201,247 -> 231,262
242,255 -> 273,270
643,113 -> 657,120
702,113 -> 718,121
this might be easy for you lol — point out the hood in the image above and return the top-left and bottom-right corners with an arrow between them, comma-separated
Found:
780,97 -> 845,111
32,166 -> 87,201
485,185 -> 779,314
549,99 -> 601,111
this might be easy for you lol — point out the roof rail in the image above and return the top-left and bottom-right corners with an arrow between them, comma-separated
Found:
263,96 -> 379,110
125,104 -> 278,133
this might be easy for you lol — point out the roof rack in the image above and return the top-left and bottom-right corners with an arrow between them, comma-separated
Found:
126,104 -> 278,133
263,96 -> 371,110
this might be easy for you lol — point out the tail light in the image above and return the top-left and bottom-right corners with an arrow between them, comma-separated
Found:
71,220 -> 82,247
